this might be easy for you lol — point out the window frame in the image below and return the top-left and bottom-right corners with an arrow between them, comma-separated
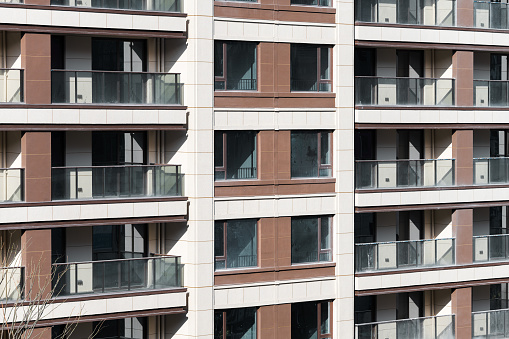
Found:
215,130 -> 258,181
215,308 -> 258,339
290,45 -> 333,92
290,0 -> 331,7
291,215 -> 333,265
291,301 -> 333,339
291,131 -> 333,178
214,41 -> 259,91
215,219 -> 259,270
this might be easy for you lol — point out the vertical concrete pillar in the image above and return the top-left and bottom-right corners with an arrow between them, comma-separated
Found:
276,304 -> 292,338
276,43 -> 291,93
452,209 -> 473,265
277,217 -> 292,267
21,229 -> 52,301
452,129 -> 473,186
277,131 -> 291,180
259,218 -> 276,268
259,131 -> 276,181
22,132 -> 52,202
258,305 -> 276,339
452,51 -> 474,107
21,33 -> 52,104
259,43 -> 276,94
456,0 -> 474,27
452,287 -> 472,338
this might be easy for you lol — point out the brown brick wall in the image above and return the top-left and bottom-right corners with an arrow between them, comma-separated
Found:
21,33 -> 51,104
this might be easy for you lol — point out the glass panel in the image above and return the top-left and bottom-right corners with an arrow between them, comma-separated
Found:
226,219 -> 257,269
225,308 -> 257,339
0,168 -> 24,202
321,302 -> 330,334
321,217 -> 331,250
50,0 -> 181,12
0,267 -> 24,301
214,312 -> 224,339
291,45 -> 318,91
0,69 -> 24,103
355,243 -> 376,272
320,132 -> 331,165
291,302 -> 318,339
225,131 -> 257,180
214,132 -> 224,168
215,221 -> 224,257
320,48 -> 330,80
226,42 -> 257,91
291,132 -> 318,178
214,41 -> 224,78
292,217 -> 319,263
356,315 -> 455,339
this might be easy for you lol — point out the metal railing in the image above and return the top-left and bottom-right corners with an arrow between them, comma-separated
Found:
0,168 -> 24,202
474,80 -> 509,107
473,157 -> 509,184
214,78 -> 257,91
355,238 -> 455,272
0,267 -> 24,302
355,0 -> 455,25
473,308 -> 509,338
215,167 -> 257,181
355,159 -> 455,189
290,79 -> 332,92
355,77 -> 455,106
474,1 -> 509,29
51,0 -> 180,11
51,164 -> 182,200
215,254 -> 257,270
291,0 -> 330,5
474,234 -> 509,262
51,70 -> 183,105
53,256 -> 182,296
0,69 -> 23,103
355,315 -> 455,339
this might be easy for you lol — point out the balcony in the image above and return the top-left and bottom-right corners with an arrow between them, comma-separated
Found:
473,157 -> 509,185
474,80 -> 509,107
474,1 -> 509,29
51,71 -> 183,105
472,309 -> 509,339
355,238 -> 455,272
0,69 -> 23,103
355,315 -> 455,339
355,0 -> 455,26
355,159 -> 455,189
51,164 -> 182,200
0,267 -> 24,302
355,77 -> 455,106
53,256 -> 182,296
474,234 -> 509,262
50,0 -> 181,12
0,168 -> 24,203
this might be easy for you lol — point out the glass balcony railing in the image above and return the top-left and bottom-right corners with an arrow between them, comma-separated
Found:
51,0 -> 180,11
355,238 -> 455,272
0,69 -> 23,103
473,309 -> 509,339
0,168 -> 24,203
0,267 -> 24,302
473,80 -> 509,107
51,71 -> 183,105
474,1 -> 509,29
53,256 -> 182,296
473,157 -> 509,185
355,315 -> 455,339
355,159 -> 455,189
51,165 -> 182,200
355,0 -> 455,26
474,234 -> 509,262
355,77 -> 455,106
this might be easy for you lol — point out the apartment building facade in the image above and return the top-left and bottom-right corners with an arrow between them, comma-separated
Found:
1,0 -> 509,337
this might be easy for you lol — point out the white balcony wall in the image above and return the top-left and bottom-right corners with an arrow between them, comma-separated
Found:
475,6 -> 490,28
0,32 -> 21,69
66,226 -> 93,294
426,289 -> 452,316
378,0 -> 396,23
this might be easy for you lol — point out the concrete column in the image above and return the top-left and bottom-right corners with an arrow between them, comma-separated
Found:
259,131 -> 276,181
452,287 -> 472,338
277,304 -> 292,338
21,33 -> 51,104
21,229 -> 52,301
21,132 -> 52,202
277,131 -> 291,180
456,0 -> 474,27
452,129 -> 473,186
452,51 -> 473,107
259,218 -> 277,268
452,209 -> 473,265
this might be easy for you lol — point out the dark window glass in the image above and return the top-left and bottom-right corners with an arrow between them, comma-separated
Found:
291,44 -> 331,92
215,131 -> 257,180
291,0 -> 330,6
214,308 -> 257,339
215,219 -> 257,270
291,131 -> 331,178
94,317 -> 146,339
92,224 -> 147,260
291,216 -> 331,264
215,41 -> 257,91
292,301 -> 332,339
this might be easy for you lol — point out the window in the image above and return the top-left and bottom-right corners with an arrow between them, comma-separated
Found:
291,44 -> 331,92
291,131 -> 331,178
292,216 -> 331,264
215,308 -> 257,339
292,301 -> 332,339
215,41 -> 257,91
291,0 -> 330,6
215,131 -> 257,180
215,219 -> 257,270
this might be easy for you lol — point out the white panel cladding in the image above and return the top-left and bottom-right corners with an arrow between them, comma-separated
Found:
213,277 -> 336,309
355,262 -> 509,291
0,7 -> 187,32
355,109 -> 509,124
0,200 -> 187,224
214,108 -> 336,130
0,108 -> 186,125
0,291 -> 187,323
214,194 -> 336,220
214,17 -> 336,44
